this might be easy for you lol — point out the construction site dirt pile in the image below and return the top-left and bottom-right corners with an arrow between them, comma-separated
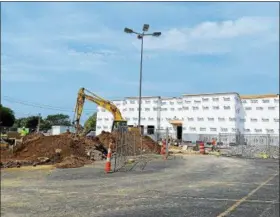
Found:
97,131 -> 161,154
1,133 -> 107,169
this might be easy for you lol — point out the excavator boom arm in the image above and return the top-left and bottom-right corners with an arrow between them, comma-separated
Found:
74,88 -> 125,132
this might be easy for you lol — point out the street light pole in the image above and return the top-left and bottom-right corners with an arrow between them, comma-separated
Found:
124,25 -> 161,133
138,34 -> 144,128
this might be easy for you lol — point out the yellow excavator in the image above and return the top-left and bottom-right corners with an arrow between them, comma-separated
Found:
73,87 -> 129,134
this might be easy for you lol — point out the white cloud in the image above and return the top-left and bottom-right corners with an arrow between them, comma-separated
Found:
138,16 -> 278,54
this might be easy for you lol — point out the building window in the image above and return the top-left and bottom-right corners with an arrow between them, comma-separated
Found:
178,108 -> 183,111
162,102 -> 167,105
194,100 -> 201,104
197,117 -> 204,121
218,117 -> 225,121
210,128 -> 217,132
187,117 -> 194,121
161,108 -> 167,111
184,100 -> 191,104
266,129 -> 274,133
183,106 -> 189,110
236,108 -> 240,114
189,127 -> 196,131
232,128 -> 237,132
274,99 -> 279,103
129,108 -> 134,111
268,107 -> 275,110
147,125 -> 155,135
202,98 -> 209,102
97,126 -> 101,129
153,100 -> 158,103
200,127 -> 206,132
105,118 -> 109,121
262,118 -> 269,122
255,129 -> 262,133
256,107 -> 263,110
97,118 -> 102,121
153,107 -> 158,111
126,118 -> 130,121
148,117 -> 154,121
245,107 -> 252,110
192,106 -> 199,110
203,106 -> 209,110
208,117 -> 214,121
170,102 -> 174,105
245,129 -> 250,132
123,108 -> 127,112
101,109 -> 106,112
251,99 -> 258,103
104,126 -> 108,129
262,99 -> 270,103
242,100 -> 247,104
177,101 -> 183,104
145,100 -> 151,104
251,118 -> 258,122
229,118 -> 236,121
223,97 -> 230,101
145,108 -> 150,111
213,106 -> 219,110
133,118 -> 138,121
141,117 -> 146,120
224,106 -> 231,110
240,118 -> 246,122
130,100 -> 135,104
274,118 -> 279,122
221,128 -> 228,132
212,97 -> 219,102
170,108 -> 175,111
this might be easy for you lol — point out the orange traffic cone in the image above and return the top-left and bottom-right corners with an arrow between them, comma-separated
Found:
105,144 -> 112,173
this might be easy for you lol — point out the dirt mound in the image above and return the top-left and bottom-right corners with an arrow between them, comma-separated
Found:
56,155 -> 89,169
1,133 -> 107,169
96,131 -> 161,154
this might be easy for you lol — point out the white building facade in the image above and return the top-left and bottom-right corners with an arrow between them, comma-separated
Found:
96,93 -> 279,141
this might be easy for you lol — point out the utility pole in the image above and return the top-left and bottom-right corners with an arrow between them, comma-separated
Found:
37,113 -> 41,133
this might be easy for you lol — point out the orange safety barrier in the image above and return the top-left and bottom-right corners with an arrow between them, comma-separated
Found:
105,143 -> 112,173
199,142 -> 205,154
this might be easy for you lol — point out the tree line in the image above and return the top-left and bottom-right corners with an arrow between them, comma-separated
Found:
0,105 -> 97,132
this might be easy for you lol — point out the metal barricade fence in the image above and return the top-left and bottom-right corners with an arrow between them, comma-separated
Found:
218,133 -> 279,159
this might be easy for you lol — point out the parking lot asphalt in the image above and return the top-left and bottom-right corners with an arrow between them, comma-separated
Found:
1,155 -> 279,217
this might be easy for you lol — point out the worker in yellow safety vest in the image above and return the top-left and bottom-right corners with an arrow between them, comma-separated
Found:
20,127 -> 28,137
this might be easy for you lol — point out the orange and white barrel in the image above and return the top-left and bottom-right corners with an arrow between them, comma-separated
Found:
199,142 -> 205,154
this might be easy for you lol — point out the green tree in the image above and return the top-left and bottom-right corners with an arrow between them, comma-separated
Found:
84,112 -> 97,133
25,116 -> 40,129
44,114 -> 71,126
0,105 -> 16,127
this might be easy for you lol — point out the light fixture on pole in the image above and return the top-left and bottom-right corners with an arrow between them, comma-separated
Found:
124,24 -> 162,133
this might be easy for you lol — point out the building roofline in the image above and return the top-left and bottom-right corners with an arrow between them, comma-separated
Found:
240,94 -> 279,99
182,92 -> 240,97
125,96 -> 161,99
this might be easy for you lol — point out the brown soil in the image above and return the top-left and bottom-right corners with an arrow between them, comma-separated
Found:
0,130 -> 160,169
97,131 -> 161,154
0,132 -> 106,169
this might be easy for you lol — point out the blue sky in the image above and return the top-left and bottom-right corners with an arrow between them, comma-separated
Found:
1,2 -> 279,120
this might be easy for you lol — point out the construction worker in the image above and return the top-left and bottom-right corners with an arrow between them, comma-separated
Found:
20,127 -> 28,137
211,138 -> 217,151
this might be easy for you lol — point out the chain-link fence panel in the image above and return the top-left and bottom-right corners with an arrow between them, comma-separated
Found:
218,133 -> 279,159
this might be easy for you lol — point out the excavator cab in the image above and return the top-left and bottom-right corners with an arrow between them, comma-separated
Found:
112,120 -> 128,132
